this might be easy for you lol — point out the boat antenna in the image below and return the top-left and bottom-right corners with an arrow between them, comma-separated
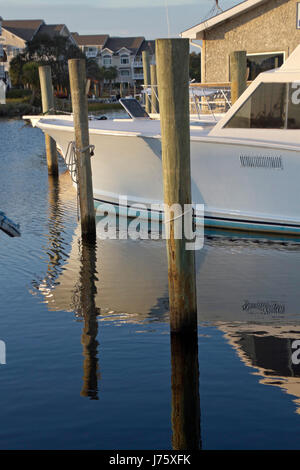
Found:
203,0 -> 223,20
164,0 -> 171,38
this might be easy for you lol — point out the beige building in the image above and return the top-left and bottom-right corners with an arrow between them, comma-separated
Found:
182,0 -> 300,83
74,34 -> 155,85
0,16 -> 5,80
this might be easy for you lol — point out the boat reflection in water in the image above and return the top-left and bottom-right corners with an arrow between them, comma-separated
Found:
31,172 -> 300,445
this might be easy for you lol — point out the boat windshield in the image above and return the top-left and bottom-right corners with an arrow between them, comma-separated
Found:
225,82 -> 300,129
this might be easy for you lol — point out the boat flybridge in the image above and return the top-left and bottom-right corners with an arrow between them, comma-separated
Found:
24,44 -> 300,235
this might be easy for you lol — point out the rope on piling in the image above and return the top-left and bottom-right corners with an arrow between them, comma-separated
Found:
64,141 -> 95,220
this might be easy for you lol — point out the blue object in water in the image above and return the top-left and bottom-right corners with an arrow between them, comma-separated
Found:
0,211 -> 21,237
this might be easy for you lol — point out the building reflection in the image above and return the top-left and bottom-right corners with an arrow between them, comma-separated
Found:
219,323 -> 300,413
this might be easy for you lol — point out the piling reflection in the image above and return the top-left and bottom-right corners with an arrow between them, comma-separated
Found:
32,175 -> 71,295
72,238 -> 100,400
170,330 -> 201,450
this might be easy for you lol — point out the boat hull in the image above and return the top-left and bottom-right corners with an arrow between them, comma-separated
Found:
40,123 -> 300,235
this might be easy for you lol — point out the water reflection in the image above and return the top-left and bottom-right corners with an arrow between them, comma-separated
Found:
31,173 -> 74,296
73,238 -> 100,400
32,173 -> 100,399
219,323 -> 300,413
29,167 -> 300,425
170,331 -> 201,449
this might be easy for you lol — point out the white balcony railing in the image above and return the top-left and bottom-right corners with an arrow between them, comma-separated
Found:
133,73 -> 144,80
85,51 -> 98,58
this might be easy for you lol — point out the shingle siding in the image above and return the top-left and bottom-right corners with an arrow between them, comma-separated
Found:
202,0 -> 300,82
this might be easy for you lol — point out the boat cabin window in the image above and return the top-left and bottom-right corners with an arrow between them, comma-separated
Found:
225,83 -> 300,129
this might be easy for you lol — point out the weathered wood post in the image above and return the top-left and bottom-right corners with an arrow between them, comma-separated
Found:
142,50 -> 151,114
156,38 -> 197,334
68,59 -> 96,240
156,38 -> 200,450
39,65 -> 58,177
150,64 -> 159,114
119,82 -> 123,98
230,50 -> 247,104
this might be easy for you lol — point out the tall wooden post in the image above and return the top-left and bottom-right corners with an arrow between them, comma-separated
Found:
39,65 -> 58,177
119,82 -> 123,98
68,59 -> 96,240
150,64 -> 159,114
142,50 -> 151,114
156,38 -> 197,333
230,50 -> 247,104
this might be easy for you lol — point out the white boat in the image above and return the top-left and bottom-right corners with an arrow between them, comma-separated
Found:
24,45 -> 300,235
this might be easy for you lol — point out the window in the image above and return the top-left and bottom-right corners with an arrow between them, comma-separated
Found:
120,54 -> 129,64
225,82 -> 300,129
246,53 -> 284,81
103,54 -> 111,66
120,70 -> 130,76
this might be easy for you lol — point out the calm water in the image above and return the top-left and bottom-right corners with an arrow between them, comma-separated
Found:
1,117 -> 300,449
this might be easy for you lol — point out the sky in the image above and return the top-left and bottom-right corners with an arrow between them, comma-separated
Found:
0,0 -> 239,39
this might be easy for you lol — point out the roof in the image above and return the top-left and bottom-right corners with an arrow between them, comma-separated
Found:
2,19 -> 44,41
139,40 -> 155,55
181,0 -> 269,39
36,24 -> 67,39
74,34 -> 109,47
104,36 -> 145,54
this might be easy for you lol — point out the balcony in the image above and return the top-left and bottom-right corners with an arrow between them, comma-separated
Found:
133,73 -> 144,80
85,51 -> 98,58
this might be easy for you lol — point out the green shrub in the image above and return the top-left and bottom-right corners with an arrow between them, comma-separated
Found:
6,89 -> 32,99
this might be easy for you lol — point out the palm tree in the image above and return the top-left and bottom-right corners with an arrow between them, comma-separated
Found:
21,62 -> 40,105
104,67 -> 118,95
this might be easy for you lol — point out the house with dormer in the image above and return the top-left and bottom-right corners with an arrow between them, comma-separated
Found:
74,33 -> 155,85
1,19 -> 76,79
72,33 -> 109,59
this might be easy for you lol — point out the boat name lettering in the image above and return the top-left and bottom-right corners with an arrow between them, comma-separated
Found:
240,155 -> 283,170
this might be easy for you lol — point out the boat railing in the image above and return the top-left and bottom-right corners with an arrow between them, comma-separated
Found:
140,83 -> 233,119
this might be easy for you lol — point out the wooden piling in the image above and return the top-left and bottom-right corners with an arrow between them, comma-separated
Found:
156,38 -> 197,334
142,50 -> 151,114
39,65 -> 58,177
150,64 -> 159,114
230,50 -> 247,105
68,59 -> 96,240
